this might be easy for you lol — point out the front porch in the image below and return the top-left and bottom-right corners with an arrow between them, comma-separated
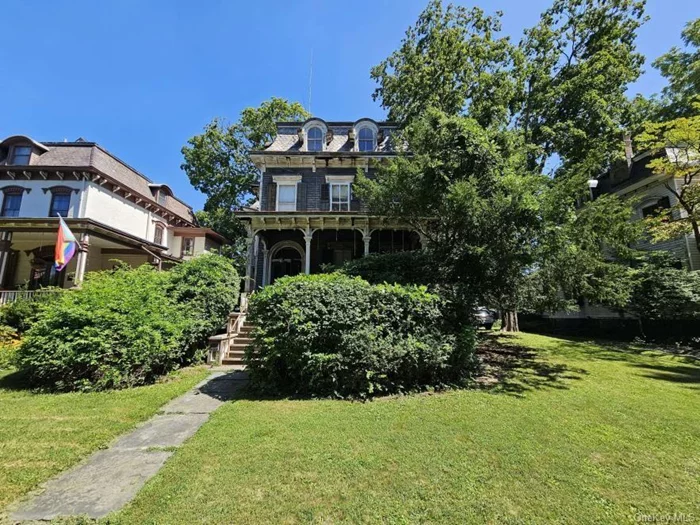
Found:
0,218 -> 172,298
239,213 -> 423,291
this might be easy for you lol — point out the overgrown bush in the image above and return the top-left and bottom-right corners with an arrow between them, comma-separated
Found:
0,289 -> 61,333
629,263 -> 700,320
339,250 -> 435,286
247,273 -> 476,399
0,325 -> 20,369
170,254 -> 239,356
17,265 -> 189,391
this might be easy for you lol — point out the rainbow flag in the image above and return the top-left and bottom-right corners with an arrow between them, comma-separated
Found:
54,215 -> 78,271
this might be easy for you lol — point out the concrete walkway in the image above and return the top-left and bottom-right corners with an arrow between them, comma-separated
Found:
11,369 -> 247,522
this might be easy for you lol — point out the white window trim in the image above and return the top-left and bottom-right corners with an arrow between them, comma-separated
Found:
325,175 -> 354,212
273,174 -> 301,212
353,122 -> 379,152
301,120 -> 328,152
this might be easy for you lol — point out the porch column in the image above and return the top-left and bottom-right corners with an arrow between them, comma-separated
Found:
0,232 -> 13,287
363,235 -> 371,256
244,233 -> 255,292
74,233 -> 90,285
261,244 -> 269,286
303,229 -> 313,274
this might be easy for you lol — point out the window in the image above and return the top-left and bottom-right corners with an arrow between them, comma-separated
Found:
49,193 -> 71,217
1,190 -> 23,217
307,127 -> 323,152
358,127 -> 375,152
154,224 -> 165,245
277,184 -> 297,211
181,237 -> 194,256
642,196 -> 671,218
10,146 -> 31,165
330,183 -> 351,211
157,190 -> 167,206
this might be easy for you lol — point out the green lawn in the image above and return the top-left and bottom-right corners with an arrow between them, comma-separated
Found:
110,333 -> 700,524
0,366 -> 209,517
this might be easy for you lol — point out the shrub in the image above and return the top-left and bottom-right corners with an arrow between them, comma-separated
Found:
339,250 -> 435,286
0,289 -> 61,334
628,263 -> 700,320
247,273 -> 476,398
16,265 -> 189,391
0,325 -> 20,369
170,254 -> 240,355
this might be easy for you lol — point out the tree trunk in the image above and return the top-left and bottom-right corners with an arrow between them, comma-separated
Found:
501,310 -> 520,332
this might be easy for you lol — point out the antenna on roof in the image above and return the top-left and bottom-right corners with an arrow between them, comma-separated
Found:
307,47 -> 313,115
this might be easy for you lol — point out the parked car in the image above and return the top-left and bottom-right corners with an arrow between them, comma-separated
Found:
474,307 -> 495,330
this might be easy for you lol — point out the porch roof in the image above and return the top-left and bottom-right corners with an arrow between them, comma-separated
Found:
235,212 -> 412,233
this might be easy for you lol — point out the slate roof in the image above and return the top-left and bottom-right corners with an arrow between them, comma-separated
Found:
262,119 -> 398,154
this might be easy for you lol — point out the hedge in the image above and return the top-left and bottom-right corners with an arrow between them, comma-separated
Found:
247,273 -> 476,399
16,254 -> 239,391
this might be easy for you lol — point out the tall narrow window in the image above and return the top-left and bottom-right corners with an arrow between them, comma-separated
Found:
154,223 -> 165,245
307,127 -> 323,152
10,146 -> 31,165
277,184 -> 297,211
157,191 -> 167,206
1,189 -> 23,217
49,192 -> 71,217
181,237 -> 194,256
330,183 -> 350,211
358,127 -> 375,152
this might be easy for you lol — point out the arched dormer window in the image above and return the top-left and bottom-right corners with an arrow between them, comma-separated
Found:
358,127 -> 376,152
154,223 -> 165,246
307,126 -> 324,152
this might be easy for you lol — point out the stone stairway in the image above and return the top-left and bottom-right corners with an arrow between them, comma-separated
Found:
222,321 -> 254,366
208,313 -> 255,369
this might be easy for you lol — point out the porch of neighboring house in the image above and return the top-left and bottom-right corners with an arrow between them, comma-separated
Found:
0,218 -> 171,304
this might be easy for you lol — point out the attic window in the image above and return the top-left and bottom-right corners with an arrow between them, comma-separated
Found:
307,127 -> 323,152
358,127 -> 375,152
157,190 -> 168,206
642,197 -> 671,218
10,146 -> 31,165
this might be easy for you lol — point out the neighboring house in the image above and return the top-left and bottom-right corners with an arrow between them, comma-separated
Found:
594,146 -> 700,271
237,117 -> 422,294
0,135 -> 225,298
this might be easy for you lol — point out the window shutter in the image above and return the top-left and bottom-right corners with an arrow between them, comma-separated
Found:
266,182 -> 276,211
321,183 -> 329,200
296,182 -> 307,211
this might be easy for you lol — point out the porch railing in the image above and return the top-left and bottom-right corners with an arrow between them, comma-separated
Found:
0,289 -> 58,306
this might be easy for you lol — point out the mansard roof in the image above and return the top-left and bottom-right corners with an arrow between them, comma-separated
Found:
260,118 -> 398,154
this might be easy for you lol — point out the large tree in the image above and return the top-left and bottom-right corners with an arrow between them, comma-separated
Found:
365,0 -> 646,331
182,98 -> 309,247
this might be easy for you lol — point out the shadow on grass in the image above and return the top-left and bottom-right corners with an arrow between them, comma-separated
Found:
629,362 -> 700,387
0,368 -> 31,392
475,334 -> 588,396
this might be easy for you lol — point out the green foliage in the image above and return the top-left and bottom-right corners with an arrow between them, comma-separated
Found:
628,261 -> 700,320
339,251 -> 434,286
170,254 -> 240,354
0,325 -> 19,369
247,274 -> 476,399
16,255 -> 240,392
651,18 -> 700,120
0,289 -> 61,334
17,265 -> 188,391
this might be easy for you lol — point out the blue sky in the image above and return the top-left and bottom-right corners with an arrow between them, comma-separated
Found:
1,0 -> 698,210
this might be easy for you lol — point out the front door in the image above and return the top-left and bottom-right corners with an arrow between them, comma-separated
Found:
270,247 -> 303,284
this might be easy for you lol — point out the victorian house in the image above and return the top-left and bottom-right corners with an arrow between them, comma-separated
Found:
0,135 -> 225,301
237,118 -> 422,297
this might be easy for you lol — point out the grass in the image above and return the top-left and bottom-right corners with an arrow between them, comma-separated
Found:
109,333 -> 700,524
0,365 -> 210,516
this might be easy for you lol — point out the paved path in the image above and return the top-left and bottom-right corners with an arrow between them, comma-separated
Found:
11,370 -> 247,522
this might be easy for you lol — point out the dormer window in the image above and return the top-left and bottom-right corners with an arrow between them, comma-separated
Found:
10,146 -> 31,165
358,128 -> 376,152
157,191 -> 167,206
307,127 -> 323,152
